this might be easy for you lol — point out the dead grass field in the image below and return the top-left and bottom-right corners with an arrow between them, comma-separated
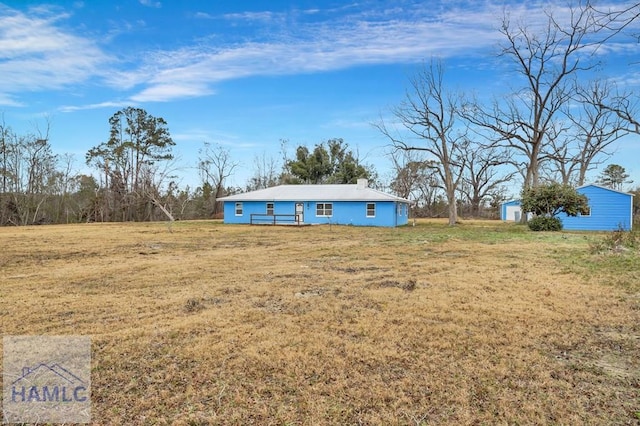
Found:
1,219 -> 639,425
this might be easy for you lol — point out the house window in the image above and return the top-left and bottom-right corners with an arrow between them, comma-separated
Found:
235,202 -> 243,216
266,202 -> 274,215
316,203 -> 333,217
366,203 -> 376,217
579,207 -> 591,217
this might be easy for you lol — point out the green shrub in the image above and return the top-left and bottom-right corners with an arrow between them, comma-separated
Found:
527,216 -> 562,231
521,183 -> 589,217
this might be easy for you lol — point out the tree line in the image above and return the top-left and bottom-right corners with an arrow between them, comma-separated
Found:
0,109 -> 381,225
0,2 -> 638,226
1,103 -> 635,226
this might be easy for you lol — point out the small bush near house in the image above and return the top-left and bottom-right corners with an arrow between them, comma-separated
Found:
527,216 -> 562,231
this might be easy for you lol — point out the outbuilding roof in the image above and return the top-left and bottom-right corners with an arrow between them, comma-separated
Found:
578,183 -> 634,197
501,184 -> 634,207
218,183 -> 412,203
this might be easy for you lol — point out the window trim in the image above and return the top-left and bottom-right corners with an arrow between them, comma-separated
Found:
235,202 -> 243,216
316,202 -> 333,217
266,202 -> 274,215
366,202 -> 376,218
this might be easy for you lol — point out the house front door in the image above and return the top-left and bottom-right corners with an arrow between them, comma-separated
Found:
295,203 -> 304,224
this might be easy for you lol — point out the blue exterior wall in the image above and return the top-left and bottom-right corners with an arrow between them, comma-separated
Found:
559,185 -> 633,231
223,200 -> 296,224
223,200 -> 410,227
501,200 -> 521,221
500,185 -> 633,231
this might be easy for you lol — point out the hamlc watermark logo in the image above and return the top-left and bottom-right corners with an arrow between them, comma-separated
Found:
3,336 -> 91,423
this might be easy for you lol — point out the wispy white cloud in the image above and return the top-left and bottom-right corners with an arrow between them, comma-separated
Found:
100,18 -> 146,44
139,0 -> 161,8
59,100 -> 133,113
119,3 -> 511,103
222,11 -> 277,22
4,1 -> 639,109
0,94 -> 23,107
0,5 -> 110,106
193,11 -> 213,19
130,82 -> 214,102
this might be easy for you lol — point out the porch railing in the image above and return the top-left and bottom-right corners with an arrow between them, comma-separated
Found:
250,213 -> 302,225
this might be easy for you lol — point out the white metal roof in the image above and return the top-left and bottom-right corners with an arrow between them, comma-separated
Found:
218,184 -> 412,203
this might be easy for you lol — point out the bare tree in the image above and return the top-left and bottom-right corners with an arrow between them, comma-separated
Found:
376,60 -> 466,226
598,90 -> 640,136
0,116 -> 13,195
198,142 -> 239,216
246,152 -> 280,191
171,185 -> 193,220
591,2 -> 640,42
545,80 -> 629,185
137,156 -> 182,223
459,143 -> 516,217
388,149 -> 442,215
0,119 -> 17,224
463,3 -> 639,193
11,120 -> 57,225
49,153 -> 79,224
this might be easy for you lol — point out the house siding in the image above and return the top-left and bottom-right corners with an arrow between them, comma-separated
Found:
223,200 -> 409,227
223,201 -> 293,224
559,185 -> 633,231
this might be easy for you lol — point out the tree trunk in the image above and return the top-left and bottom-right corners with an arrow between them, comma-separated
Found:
445,186 -> 457,226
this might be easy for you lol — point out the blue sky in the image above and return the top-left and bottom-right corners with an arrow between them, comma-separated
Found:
1,0 -> 639,195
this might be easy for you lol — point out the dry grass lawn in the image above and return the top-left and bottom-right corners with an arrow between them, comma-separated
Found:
1,219 -> 639,425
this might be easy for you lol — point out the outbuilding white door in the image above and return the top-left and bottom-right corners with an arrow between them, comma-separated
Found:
506,205 -> 521,221
295,203 -> 304,224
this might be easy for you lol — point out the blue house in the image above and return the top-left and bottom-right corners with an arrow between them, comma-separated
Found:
500,184 -> 634,231
218,179 -> 412,227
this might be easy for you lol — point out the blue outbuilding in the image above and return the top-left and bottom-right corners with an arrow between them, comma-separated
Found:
501,199 -> 525,222
218,179 -> 412,227
500,184 -> 634,231
560,184 -> 633,231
